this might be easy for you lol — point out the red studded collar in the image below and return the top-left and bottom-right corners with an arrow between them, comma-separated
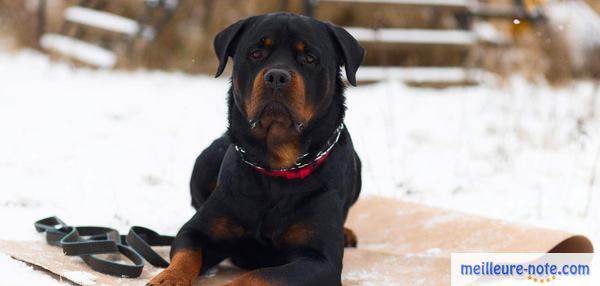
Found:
234,123 -> 344,180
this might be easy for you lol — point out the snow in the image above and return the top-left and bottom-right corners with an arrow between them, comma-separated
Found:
345,27 -> 477,45
473,22 -> 510,45
545,0 -> 600,70
342,270 -> 387,286
40,34 -> 116,68
64,7 -> 140,36
0,254 -> 68,286
63,271 -> 97,285
0,50 -> 599,284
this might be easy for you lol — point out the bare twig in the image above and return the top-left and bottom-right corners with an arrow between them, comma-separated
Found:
583,143 -> 600,218
589,82 -> 599,121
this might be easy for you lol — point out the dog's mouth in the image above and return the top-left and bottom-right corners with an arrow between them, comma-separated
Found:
249,101 -> 306,133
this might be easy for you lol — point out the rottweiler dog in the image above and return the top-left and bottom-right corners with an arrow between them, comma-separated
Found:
148,12 -> 364,286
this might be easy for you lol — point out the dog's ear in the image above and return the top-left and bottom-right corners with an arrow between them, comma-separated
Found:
214,17 -> 256,78
327,23 -> 365,86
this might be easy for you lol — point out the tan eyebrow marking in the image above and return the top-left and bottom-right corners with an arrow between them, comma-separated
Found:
294,41 -> 305,52
262,37 -> 273,46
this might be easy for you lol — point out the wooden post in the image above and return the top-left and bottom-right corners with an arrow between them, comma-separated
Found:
304,0 -> 317,17
280,0 -> 289,11
36,0 -> 47,49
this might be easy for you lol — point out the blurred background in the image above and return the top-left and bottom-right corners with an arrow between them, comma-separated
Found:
1,0 -> 599,83
1,1 -> 600,284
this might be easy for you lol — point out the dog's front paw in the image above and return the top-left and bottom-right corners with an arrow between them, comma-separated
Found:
147,269 -> 194,286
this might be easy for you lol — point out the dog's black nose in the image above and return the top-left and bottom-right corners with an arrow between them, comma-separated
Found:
264,69 -> 291,90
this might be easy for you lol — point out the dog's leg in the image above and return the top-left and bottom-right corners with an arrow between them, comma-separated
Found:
224,256 -> 342,286
149,186 -> 244,286
146,249 -> 202,286
225,198 -> 345,286
190,136 -> 230,209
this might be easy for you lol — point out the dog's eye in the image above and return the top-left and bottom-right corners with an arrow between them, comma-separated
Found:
249,50 -> 265,60
303,54 -> 317,65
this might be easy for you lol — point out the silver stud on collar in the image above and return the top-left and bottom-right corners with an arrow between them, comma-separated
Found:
234,123 -> 345,172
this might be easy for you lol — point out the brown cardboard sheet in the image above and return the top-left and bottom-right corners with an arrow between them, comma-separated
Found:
346,196 -> 593,255
0,196 -> 592,285
0,241 -> 449,286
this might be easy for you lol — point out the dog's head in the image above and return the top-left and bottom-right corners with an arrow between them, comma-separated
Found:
214,13 -> 364,137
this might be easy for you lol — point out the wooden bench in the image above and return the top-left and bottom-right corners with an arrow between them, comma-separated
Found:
351,66 -> 496,84
40,33 -> 116,68
319,0 -> 472,10
63,6 -> 145,37
344,27 -> 478,46
38,0 -> 179,68
306,0 -> 521,85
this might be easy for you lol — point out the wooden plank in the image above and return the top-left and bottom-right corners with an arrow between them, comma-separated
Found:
40,34 -> 116,68
586,0 -> 600,14
0,240 -> 450,286
351,66 -> 496,83
345,27 -> 478,45
0,196 -> 593,285
346,196 -> 593,255
64,6 -> 141,36
319,0 -> 472,9
473,22 -> 510,45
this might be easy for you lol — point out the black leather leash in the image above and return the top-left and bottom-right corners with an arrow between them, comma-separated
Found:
34,216 -> 174,278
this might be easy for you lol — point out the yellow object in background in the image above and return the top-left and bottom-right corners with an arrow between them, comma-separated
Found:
511,0 -> 545,37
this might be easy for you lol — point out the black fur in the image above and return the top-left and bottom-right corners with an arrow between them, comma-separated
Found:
170,12 -> 364,286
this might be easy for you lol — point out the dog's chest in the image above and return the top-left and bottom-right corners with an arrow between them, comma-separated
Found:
244,192 -> 314,243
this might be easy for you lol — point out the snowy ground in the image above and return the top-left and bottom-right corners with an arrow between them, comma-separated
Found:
1,50 -> 599,285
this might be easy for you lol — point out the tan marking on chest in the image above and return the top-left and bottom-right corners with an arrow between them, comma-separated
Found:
209,216 -> 245,240
281,223 -> 313,245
